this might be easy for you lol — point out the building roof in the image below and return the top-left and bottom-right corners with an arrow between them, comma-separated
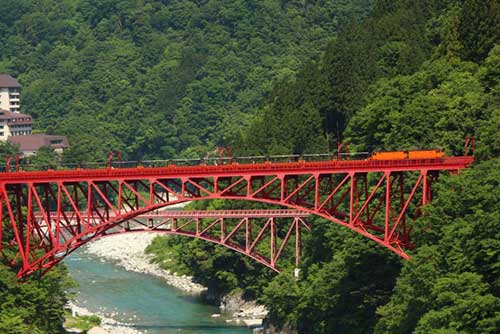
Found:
8,134 -> 69,152
0,74 -> 21,88
0,109 -> 32,125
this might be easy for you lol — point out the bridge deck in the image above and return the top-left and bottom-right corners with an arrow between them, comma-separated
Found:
0,156 -> 474,183
35,209 -> 310,219
144,209 -> 310,218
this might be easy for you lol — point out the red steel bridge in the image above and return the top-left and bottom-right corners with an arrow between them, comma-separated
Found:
0,154 -> 474,279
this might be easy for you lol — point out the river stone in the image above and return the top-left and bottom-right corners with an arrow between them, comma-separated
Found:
88,327 -> 108,334
244,318 -> 263,327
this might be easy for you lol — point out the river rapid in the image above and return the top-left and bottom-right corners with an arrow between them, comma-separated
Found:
65,249 -> 252,334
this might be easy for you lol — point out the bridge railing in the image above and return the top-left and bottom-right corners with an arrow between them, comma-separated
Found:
2,152 -> 371,172
2,156 -> 474,174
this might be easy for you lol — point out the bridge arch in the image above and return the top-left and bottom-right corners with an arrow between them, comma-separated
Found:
4,191 -> 395,279
7,198 -> 313,279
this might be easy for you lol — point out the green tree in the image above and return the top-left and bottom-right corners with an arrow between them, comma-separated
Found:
375,160 -> 500,334
459,0 -> 500,62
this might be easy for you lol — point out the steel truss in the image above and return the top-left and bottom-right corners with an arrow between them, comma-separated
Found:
0,156 -> 473,278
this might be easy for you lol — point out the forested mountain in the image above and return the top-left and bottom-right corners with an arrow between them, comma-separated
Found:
0,0 -> 372,161
0,1 -> 374,332
147,1 -> 500,334
1,1 -> 499,334
233,0 -> 500,156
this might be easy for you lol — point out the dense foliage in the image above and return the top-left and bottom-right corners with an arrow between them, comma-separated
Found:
0,222 -> 75,334
0,266 -> 74,334
148,1 -> 500,334
375,160 -> 500,334
0,1 -> 375,332
0,0 -> 373,161
1,0 -> 499,333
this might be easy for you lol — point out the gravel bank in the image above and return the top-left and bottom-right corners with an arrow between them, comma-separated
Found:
83,233 -> 207,293
79,232 -> 267,330
67,302 -> 141,334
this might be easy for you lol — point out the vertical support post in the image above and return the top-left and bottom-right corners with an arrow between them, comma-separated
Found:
0,192 -> 3,253
270,218 -> 276,266
220,218 -> 225,242
349,172 -> 355,225
56,182 -> 62,245
295,218 -> 301,268
245,218 -> 251,252
73,184 -> 81,234
25,184 -> 32,260
181,179 -> 186,199
384,172 -> 391,241
118,181 -> 122,214
103,182 -> 110,221
314,174 -> 319,209
246,176 -> 252,196
280,175 -> 285,201
87,182 -> 92,229
398,173 -> 406,235
149,179 -> 154,206
134,181 -> 139,210
15,185 -> 23,245
354,174 -> 359,214
44,184 -> 51,235
422,170 -> 428,205
364,174 -> 369,222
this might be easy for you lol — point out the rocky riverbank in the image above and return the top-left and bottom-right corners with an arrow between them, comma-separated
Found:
79,233 -> 268,330
219,290 -> 268,328
83,233 -> 207,293
66,302 -> 141,334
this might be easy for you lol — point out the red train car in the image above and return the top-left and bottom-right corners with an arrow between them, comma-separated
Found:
368,149 -> 444,160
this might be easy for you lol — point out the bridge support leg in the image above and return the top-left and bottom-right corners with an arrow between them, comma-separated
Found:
0,191 -> 3,254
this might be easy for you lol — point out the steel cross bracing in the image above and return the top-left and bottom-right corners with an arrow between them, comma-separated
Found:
28,209 -> 310,277
0,156 -> 473,278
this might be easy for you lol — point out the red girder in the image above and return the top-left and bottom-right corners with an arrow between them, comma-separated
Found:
35,209 -> 310,219
0,156 -> 473,279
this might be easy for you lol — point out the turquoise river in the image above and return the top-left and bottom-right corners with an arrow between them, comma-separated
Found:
65,250 -> 252,334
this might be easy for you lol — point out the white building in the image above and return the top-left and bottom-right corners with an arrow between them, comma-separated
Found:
0,74 -> 21,112
0,108 -> 33,141
0,74 -> 70,155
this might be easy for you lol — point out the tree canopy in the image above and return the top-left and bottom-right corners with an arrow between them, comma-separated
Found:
147,1 -> 500,333
1,1 -> 499,333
